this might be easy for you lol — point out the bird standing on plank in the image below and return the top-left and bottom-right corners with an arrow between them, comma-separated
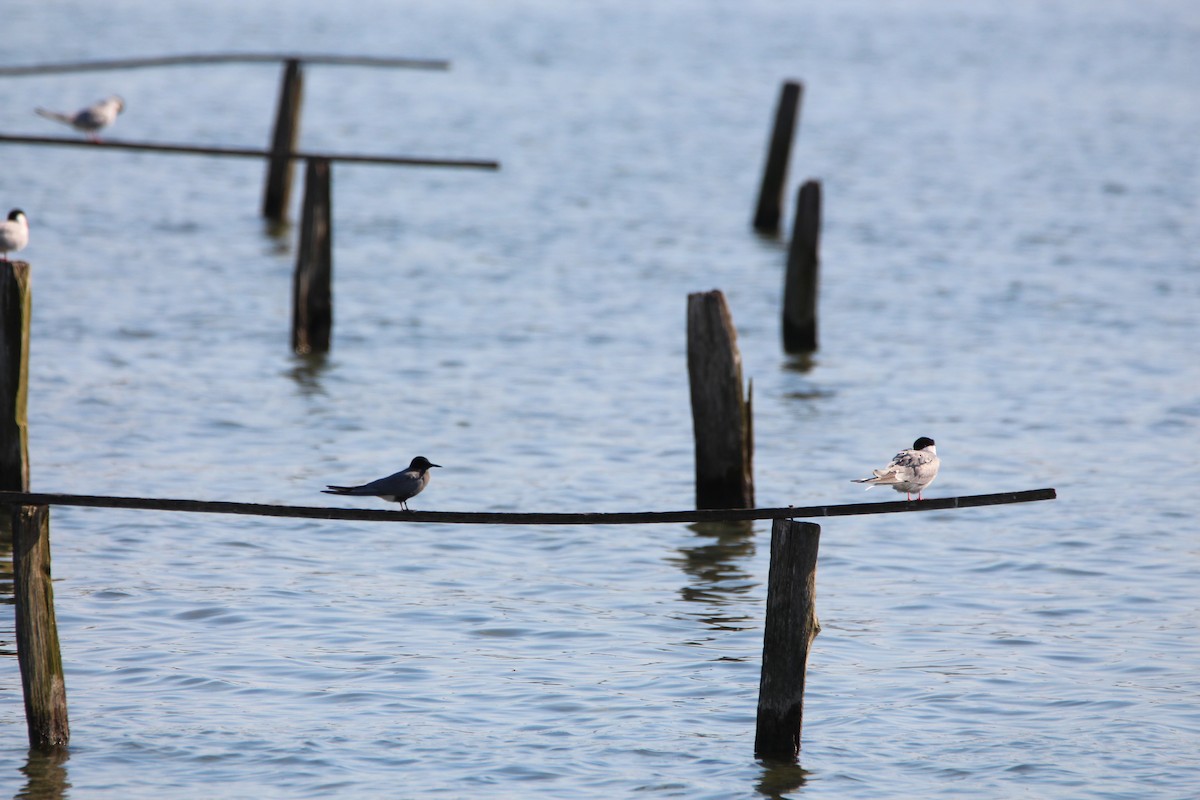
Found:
322,456 -> 442,510
36,95 -> 125,141
852,437 -> 939,500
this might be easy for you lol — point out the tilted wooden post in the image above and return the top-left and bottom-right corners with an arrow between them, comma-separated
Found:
12,504 -> 70,749
755,518 -> 821,761
687,290 -> 754,509
292,158 -> 333,354
753,80 -> 804,235
262,58 -> 304,223
1,260 -> 31,537
782,179 -> 822,353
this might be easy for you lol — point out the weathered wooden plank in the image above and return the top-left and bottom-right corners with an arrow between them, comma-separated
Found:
688,290 -> 755,509
292,158 -> 333,354
0,261 -> 31,536
11,504 -> 69,749
753,81 -> 803,235
262,59 -> 304,222
755,518 -> 820,760
0,489 -> 1057,525
0,135 -> 500,170
782,180 -> 822,353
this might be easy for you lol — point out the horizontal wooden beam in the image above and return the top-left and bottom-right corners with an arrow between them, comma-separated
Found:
0,53 -> 450,76
0,134 -> 499,170
0,489 -> 1056,526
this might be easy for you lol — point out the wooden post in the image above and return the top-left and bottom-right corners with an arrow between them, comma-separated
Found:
262,58 -> 304,223
1,261 -> 31,537
782,179 -> 822,353
687,290 -> 754,509
292,158 -> 333,354
12,504 -> 70,749
753,80 -> 803,235
755,518 -> 820,761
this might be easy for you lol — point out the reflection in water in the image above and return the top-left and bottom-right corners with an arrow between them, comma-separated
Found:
669,520 -> 759,631
17,748 -> 71,800
286,352 -> 330,397
262,218 -> 292,254
0,536 -> 13,657
755,757 -> 809,798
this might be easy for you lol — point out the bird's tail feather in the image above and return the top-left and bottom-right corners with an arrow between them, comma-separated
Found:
322,486 -> 353,495
35,108 -> 73,125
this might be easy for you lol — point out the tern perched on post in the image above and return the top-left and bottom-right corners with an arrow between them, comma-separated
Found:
0,209 -> 29,262
36,95 -> 125,141
322,456 -> 442,510
852,437 -> 940,500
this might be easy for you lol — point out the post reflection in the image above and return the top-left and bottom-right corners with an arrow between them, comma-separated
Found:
755,757 -> 809,798
286,351 -> 329,396
669,520 -> 759,630
17,747 -> 71,800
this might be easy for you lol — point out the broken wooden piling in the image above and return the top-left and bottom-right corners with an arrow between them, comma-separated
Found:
11,504 -> 70,749
687,290 -> 754,509
263,59 -> 304,223
753,80 -> 803,235
1,261 -> 31,536
292,158 -> 333,355
782,179 -> 822,353
755,518 -> 821,761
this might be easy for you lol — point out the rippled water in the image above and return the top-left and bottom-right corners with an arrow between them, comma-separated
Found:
1,0 -> 1198,797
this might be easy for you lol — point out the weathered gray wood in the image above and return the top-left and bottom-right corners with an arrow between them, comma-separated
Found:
1,261 -> 31,536
0,488 -> 1057,525
782,180 -> 822,353
263,59 -> 304,222
292,158 -> 333,354
753,80 -> 803,235
687,290 -> 754,509
12,504 -> 70,749
755,518 -> 821,760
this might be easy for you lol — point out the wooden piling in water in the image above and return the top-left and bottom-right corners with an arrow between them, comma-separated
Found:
12,504 -> 70,749
753,80 -> 803,235
755,518 -> 820,761
262,59 -> 304,223
782,179 -> 822,353
687,290 -> 754,509
1,261 -> 31,537
292,158 -> 333,354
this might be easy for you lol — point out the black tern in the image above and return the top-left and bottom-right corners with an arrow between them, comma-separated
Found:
852,437 -> 940,500
322,456 -> 441,510
0,209 -> 29,262
35,95 -> 125,141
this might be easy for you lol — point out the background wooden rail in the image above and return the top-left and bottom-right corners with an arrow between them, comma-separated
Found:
0,53 -> 450,76
0,134 -> 499,170
0,489 -> 1056,525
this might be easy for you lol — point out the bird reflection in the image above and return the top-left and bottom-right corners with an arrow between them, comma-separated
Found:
669,520 -> 759,631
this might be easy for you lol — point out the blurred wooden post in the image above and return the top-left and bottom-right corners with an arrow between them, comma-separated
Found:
292,158 -> 333,354
753,80 -> 803,235
1,261 -> 31,537
782,180 -> 822,353
755,518 -> 821,761
687,290 -> 754,509
12,504 -> 70,749
262,58 -> 304,223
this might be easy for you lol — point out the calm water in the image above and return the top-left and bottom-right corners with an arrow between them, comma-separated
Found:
1,0 -> 1198,797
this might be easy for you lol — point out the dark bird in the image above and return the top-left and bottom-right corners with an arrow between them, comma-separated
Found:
322,456 -> 441,510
